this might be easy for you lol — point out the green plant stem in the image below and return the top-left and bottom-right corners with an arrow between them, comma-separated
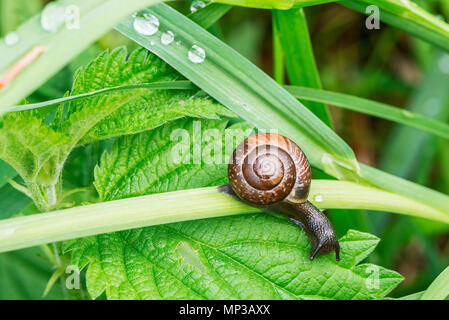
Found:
1,81 -> 195,115
0,180 -> 447,254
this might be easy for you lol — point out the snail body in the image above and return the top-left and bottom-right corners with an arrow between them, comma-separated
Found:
227,133 -> 340,261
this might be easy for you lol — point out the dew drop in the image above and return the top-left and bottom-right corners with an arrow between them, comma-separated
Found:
4,32 -> 19,46
190,1 -> 206,13
41,2 -> 66,33
133,13 -> 159,36
161,30 -> 174,45
188,45 -> 206,64
313,194 -> 324,203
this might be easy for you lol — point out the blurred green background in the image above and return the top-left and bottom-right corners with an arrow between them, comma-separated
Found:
1,0 -> 449,299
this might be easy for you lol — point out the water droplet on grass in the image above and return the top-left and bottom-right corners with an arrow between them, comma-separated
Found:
161,30 -> 174,45
188,45 -> 206,64
4,32 -> 19,46
41,2 -> 66,32
133,13 -> 159,36
313,194 -> 323,203
190,1 -> 206,13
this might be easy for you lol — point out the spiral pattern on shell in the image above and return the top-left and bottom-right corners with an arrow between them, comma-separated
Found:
228,133 -> 311,205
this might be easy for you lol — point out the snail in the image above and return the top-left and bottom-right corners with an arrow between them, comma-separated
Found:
224,133 -> 340,261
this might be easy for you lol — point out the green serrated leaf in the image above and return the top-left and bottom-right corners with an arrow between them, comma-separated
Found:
352,264 -> 404,298
337,230 -> 379,268
94,118 -> 244,201
81,93 -> 235,144
65,118 -> 402,300
55,47 -> 174,141
0,110 -> 69,185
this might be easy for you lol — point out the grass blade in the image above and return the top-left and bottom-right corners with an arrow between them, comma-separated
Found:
189,3 -> 232,28
398,291 -> 424,300
286,85 -> 449,141
272,14 -> 285,84
342,0 -> 449,53
421,266 -> 449,300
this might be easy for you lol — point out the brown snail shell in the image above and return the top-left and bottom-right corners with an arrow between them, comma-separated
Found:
228,133 -> 311,205
226,133 -> 340,261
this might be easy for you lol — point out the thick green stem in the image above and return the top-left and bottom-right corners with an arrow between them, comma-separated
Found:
0,180 -> 447,254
